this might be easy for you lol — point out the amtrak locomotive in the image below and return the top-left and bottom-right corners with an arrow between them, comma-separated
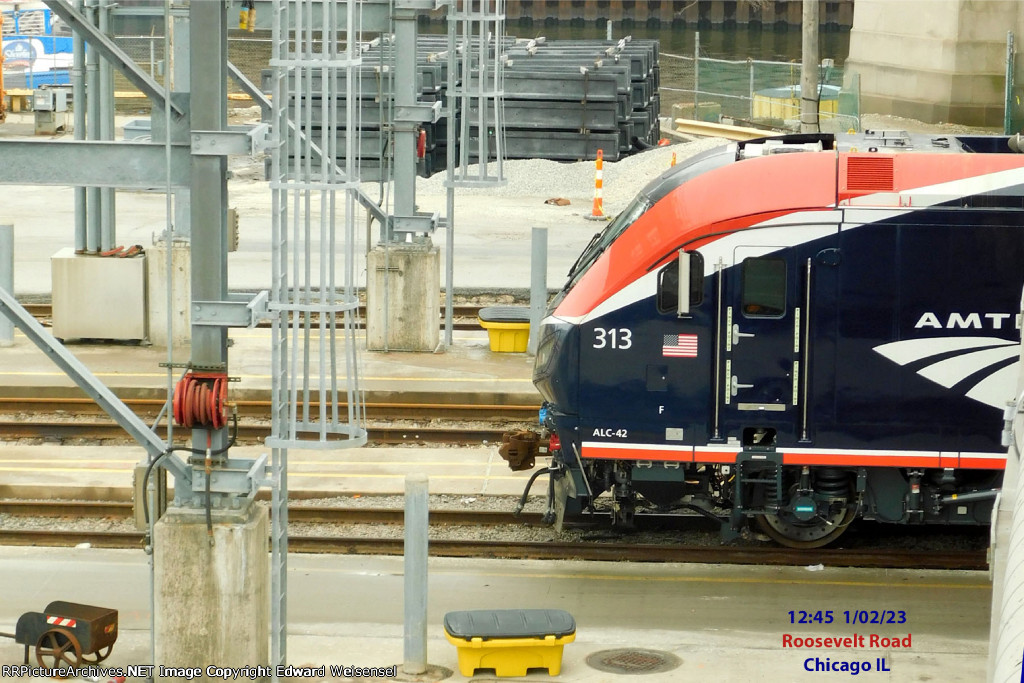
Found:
519,131 -> 1024,548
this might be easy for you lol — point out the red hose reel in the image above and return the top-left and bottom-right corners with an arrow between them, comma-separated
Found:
173,372 -> 228,429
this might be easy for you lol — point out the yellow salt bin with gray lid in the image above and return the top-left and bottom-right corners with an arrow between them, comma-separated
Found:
477,306 -> 531,353
443,608 -> 576,677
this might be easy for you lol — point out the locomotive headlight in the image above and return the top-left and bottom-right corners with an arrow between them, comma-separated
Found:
533,318 -> 568,377
532,317 -> 577,409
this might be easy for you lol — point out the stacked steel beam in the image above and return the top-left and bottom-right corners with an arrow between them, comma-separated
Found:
261,35 -> 660,177
495,37 -> 660,162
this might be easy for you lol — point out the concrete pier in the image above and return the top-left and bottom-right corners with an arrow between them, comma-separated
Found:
153,502 -> 269,679
366,242 -> 440,352
845,0 -> 1022,127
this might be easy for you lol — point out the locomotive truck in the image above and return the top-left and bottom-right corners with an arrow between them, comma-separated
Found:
516,131 -> 1024,548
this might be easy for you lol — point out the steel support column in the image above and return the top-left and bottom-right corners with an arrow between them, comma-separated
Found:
390,7 -> 418,241
189,0 -> 229,454
72,0 -> 87,254
99,0 -> 116,252
85,0 -> 101,254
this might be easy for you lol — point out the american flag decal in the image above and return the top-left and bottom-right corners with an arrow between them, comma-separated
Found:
663,333 -> 698,358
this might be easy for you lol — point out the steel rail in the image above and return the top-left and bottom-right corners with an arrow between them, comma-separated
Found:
0,501 -> 550,527
0,528 -> 987,570
0,398 -> 540,421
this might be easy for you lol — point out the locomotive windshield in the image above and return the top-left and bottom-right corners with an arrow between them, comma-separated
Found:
561,145 -> 737,294
565,193 -> 653,288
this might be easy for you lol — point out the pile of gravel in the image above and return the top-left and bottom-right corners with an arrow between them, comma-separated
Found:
410,137 -> 729,203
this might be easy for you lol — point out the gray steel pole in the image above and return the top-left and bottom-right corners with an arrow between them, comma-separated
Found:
392,8 -> 418,241
0,225 -> 12,346
800,0 -> 819,133
72,0 -> 86,254
189,0 -> 229,453
99,0 -> 115,251
693,32 -> 699,113
403,473 -> 429,675
85,0 -> 101,254
528,227 -> 547,356
1005,31 -> 1015,135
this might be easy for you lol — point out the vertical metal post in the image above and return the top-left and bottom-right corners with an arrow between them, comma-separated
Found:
693,31 -> 699,113
1005,31 -> 1015,135
85,0 -> 100,254
72,0 -> 86,254
392,8 -> 418,242
528,227 -> 547,356
606,18 -> 612,41
0,225 -> 12,347
800,0 -> 819,133
98,0 -> 115,251
189,0 -> 228,453
749,59 -> 754,119
403,473 -> 429,675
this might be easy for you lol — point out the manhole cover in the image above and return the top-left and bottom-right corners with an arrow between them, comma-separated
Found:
585,648 -> 682,675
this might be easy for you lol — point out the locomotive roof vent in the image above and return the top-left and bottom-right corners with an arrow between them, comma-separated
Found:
844,156 -> 895,192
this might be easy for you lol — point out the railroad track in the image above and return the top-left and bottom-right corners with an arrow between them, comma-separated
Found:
0,500 -> 542,526
22,303 -> 494,332
0,528 -> 986,570
0,397 -> 539,422
0,501 -> 989,570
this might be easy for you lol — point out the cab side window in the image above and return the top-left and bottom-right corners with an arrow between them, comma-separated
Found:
657,252 -> 704,314
741,257 -> 786,317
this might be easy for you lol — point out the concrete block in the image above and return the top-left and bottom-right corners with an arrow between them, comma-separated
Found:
147,242 -> 191,348
51,248 -> 147,341
366,243 -> 440,352
154,502 -> 269,680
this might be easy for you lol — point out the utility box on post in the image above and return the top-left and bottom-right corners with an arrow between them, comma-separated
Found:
32,88 -> 68,135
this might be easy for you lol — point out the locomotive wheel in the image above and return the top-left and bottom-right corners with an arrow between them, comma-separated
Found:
81,644 -> 113,663
35,628 -> 82,675
755,505 -> 856,549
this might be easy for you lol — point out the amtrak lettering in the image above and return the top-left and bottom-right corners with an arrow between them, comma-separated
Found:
914,312 -> 1016,329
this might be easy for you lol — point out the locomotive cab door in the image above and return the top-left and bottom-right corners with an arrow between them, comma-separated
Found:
716,244 -> 806,447
712,215 -> 841,447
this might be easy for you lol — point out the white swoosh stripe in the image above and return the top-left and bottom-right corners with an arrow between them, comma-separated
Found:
918,345 -> 1021,388
966,361 -> 1021,409
874,337 -> 1016,365
873,337 -> 1021,410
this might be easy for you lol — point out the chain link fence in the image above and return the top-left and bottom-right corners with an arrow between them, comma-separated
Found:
659,51 -> 860,133
111,34 -> 271,108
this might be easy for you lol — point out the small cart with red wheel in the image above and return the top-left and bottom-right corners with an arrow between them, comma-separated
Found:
0,601 -> 118,677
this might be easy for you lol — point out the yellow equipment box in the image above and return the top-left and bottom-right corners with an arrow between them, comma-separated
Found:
478,306 -> 531,353
443,608 -> 576,677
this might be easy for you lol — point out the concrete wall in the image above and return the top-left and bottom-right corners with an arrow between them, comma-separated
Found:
845,0 -> 1018,127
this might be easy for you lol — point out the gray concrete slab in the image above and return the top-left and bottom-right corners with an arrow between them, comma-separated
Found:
0,326 -> 540,405
0,546 -> 990,682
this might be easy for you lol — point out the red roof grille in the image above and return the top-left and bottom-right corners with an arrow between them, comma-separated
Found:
845,156 -> 895,192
